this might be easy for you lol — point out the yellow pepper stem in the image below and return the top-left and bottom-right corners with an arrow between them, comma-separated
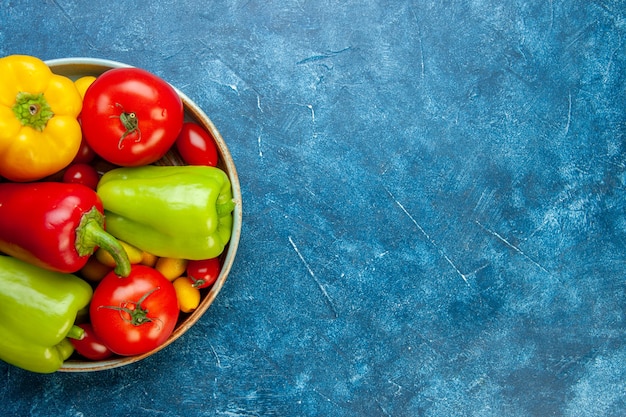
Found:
11,92 -> 54,131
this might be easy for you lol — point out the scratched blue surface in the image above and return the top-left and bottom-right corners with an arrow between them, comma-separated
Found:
1,1 -> 625,416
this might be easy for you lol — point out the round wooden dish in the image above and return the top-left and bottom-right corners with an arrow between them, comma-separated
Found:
45,58 -> 242,372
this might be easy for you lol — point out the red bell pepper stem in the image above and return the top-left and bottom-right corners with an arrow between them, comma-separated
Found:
75,207 -> 131,277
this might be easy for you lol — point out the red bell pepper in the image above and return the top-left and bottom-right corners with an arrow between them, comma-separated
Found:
0,182 -> 131,276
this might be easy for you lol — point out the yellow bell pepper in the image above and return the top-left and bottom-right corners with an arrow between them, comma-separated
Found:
0,55 -> 82,182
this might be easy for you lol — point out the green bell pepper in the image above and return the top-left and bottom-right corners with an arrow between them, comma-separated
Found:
97,165 -> 235,260
0,256 -> 92,373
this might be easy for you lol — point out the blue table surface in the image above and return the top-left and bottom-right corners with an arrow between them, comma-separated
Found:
1,1 -> 624,416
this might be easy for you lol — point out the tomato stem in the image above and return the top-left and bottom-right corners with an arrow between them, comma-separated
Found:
98,287 -> 163,328
110,103 -> 142,148
191,278 -> 206,288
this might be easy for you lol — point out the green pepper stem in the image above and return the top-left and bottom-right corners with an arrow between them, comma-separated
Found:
66,324 -> 85,340
56,338 -> 76,361
216,199 -> 236,217
76,207 -> 131,277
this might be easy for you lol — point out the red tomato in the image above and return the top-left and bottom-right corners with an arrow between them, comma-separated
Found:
90,265 -> 180,356
80,67 -> 184,166
62,163 -> 100,190
186,257 -> 221,289
175,122 -> 219,166
70,323 -> 113,360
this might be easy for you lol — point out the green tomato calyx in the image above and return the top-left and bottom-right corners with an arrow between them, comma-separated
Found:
111,103 -> 141,148
97,287 -> 163,327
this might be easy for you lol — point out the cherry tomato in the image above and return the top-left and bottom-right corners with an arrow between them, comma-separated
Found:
71,137 -> 96,164
155,257 -> 188,281
70,323 -> 113,360
74,76 -> 96,100
90,265 -> 179,356
81,67 -> 184,166
175,122 -> 219,166
186,257 -> 221,289
62,163 -> 100,190
79,256 -> 112,283
173,277 -> 201,313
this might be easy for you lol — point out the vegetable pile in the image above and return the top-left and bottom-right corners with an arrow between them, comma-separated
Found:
0,55 -> 234,373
